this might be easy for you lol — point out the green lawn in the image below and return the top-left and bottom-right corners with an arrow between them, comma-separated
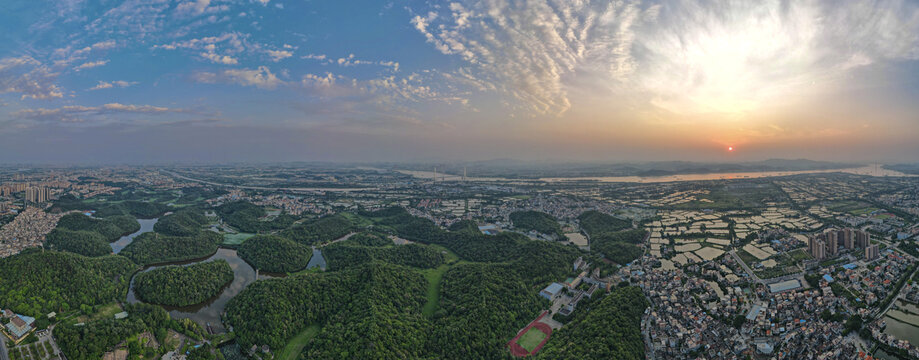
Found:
222,232 -> 255,245
278,324 -> 321,360
338,212 -> 374,227
850,207 -> 880,216
516,327 -> 548,352
420,264 -> 449,317
419,244 -> 464,317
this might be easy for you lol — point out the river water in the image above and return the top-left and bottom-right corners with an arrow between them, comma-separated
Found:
125,248 -> 281,333
111,218 -> 158,253
401,165 -> 916,183
306,247 -> 327,270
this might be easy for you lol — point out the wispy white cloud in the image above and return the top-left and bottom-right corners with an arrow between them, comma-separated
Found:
86,0 -> 172,38
175,0 -> 229,17
635,0 -> 919,115
14,103 -> 189,124
0,56 -> 63,99
301,54 -> 327,61
410,0 -> 919,117
410,0 -> 652,115
267,49 -> 293,62
74,60 -> 109,71
194,66 -> 285,89
88,80 -> 138,91
200,52 -> 238,64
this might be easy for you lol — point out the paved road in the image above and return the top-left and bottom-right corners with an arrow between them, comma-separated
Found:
874,265 -> 919,321
730,250 -> 764,285
0,333 -> 8,360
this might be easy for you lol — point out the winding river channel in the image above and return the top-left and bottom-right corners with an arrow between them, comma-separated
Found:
115,220 -> 332,333
124,248 -> 284,333
110,218 -> 158,254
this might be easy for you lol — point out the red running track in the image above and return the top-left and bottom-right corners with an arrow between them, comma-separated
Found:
507,310 -> 553,357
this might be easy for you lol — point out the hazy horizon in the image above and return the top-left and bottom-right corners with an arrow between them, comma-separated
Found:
2,0 -> 919,163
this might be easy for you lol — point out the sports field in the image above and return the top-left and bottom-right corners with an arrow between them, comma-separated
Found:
223,232 -> 255,245
517,327 -> 548,352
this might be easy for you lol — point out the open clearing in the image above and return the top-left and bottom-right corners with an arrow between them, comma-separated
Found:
223,232 -> 255,245
278,324 -> 321,360
517,327 -> 548,352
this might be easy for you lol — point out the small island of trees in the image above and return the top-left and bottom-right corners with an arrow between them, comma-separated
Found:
120,231 -> 220,266
237,235 -> 311,273
133,260 -> 234,307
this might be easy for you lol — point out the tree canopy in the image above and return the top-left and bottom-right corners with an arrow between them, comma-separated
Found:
578,210 -> 631,236
0,249 -> 136,316
133,260 -> 234,307
56,213 -> 140,241
120,231 -> 220,266
538,286 -> 648,359
281,214 -> 354,245
510,210 -> 565,238
153,209 -> 208,236
237,235 -> 311,273
45,228 -> 112,256
215,201 -> 295,233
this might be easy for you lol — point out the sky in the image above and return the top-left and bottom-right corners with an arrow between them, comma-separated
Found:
1,0 -> 918,164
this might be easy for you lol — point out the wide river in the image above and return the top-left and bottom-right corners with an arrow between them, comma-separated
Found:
400,165 -> 915,183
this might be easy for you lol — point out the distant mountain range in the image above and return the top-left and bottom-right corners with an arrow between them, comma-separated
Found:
389,159 -> 861,179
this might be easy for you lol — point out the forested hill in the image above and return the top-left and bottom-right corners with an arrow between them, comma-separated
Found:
0,249 -> 136,316
226,207 -> 591,358
538,286 -> 649,359
237,235 -> 312,273
56,213 -> 140,241
133,260 -> 234,307
225,262 -> 428,353
509,210 -> 566,239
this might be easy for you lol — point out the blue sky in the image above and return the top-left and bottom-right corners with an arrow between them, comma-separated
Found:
1,0 -> 919,164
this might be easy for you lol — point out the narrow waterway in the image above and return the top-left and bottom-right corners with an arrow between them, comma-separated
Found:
111,218 -> 158,254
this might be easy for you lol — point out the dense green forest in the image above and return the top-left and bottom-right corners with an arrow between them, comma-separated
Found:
225,262 -> 428,353
153,209 -> 208,236
538,286 -> 648,359
133,260 -> 234,307
94,201 -> 170,219
55,303 -> 205,360
120,231 -> 220,265
237,235 -> 311,273
509,210 -> 565,238
281,214 -> 354,245
323,242 -> 445,270
341,231 -> 392,247
50,195 -> 169,219
578,210 -> 632,236
427,263 -> 545,359
215,201 -> 295,233
590,229 -> 647,265
56,213 -> 140,241
0,249 -> 136,316
226,207 -> 584,358
45,228 -> 112,256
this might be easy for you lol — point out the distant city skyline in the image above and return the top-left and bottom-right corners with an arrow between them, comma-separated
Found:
1,0 -> 918,164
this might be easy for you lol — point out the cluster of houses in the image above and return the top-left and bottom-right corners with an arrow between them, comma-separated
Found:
539,257 -> 604,317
